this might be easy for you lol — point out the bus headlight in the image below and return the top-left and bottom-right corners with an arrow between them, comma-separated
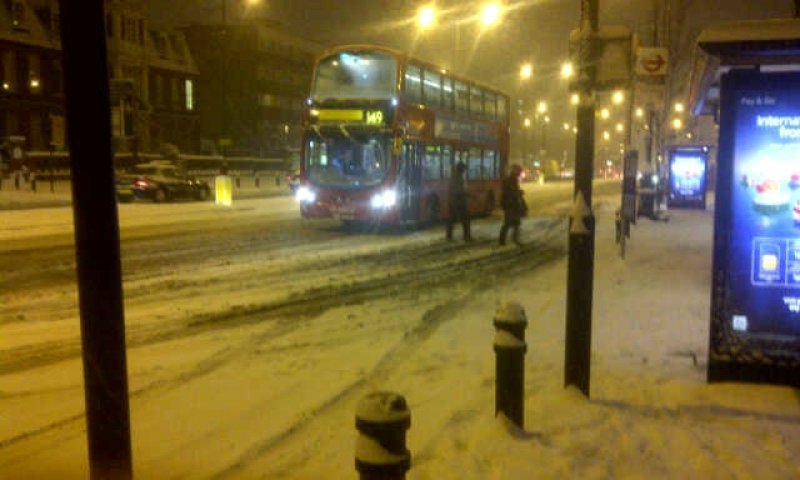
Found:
295,186 -> 316,203
370,189 -> 397,209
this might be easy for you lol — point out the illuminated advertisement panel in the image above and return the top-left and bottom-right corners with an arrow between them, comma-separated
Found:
667,147 -> 707,209
709,70 -> 800,387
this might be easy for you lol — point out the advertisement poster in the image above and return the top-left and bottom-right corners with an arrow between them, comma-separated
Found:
709,71 -> 800,386
667,147 -> 707,209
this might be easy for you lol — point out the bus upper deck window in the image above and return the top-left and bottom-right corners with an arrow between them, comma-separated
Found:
423,70 -> 442,108
454,81 -> 468,113
404,64 -> 422,105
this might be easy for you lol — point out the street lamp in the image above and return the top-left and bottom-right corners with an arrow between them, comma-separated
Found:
611,90 -> 624,105
561,61 -> 574,79
520,63 -> 533,80
417,4 -> 437,30
536,101 -> 547,114
600,108 -> 610,120
480,2 -> 502,28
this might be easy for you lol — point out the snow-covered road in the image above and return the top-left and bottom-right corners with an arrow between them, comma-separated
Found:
0,180 -> 622,478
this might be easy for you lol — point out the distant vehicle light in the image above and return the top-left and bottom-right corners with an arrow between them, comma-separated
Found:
652,174 -> 659,185
370,189 -> 397,209
295,186 -> 316,203
134,179 -> 150,187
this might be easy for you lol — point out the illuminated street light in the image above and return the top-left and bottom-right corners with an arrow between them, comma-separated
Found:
536,101 -> 547,114
563,122 -> 570,131
615,122 -> 624,133
417,5 -> 437,30
524,117 -> 531,127
600,108 -> 610,120
544,115 -> 550,123
480,2 -> 502,28
635,107 -> 644,118
611,90 -> 624,105
674,102 -> 685,113
603,131 -> 611,141
519,63 -> 533,80
672,117 -> 683,130
560,62 -> 574,79
570,93 -> 579,106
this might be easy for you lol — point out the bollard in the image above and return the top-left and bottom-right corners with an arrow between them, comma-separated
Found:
235,176 -> 241,188
275,174 -> 280,186
355,391 -> 411,480
30,174 -> 37,193
493,302 -> 527,428
14,172 -> 19,190
254,175 -> 260,188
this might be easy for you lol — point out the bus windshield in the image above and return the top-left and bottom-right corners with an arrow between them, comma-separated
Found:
305,127 -> 392,189
312,51 -> 398,102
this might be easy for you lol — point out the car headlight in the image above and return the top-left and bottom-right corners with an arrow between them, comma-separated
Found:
371,189 -> 397,209
295,186 -> 316,203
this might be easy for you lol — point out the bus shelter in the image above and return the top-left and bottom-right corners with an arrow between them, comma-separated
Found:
688,18 -> 800,388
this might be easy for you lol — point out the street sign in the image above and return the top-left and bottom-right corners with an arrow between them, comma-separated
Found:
709,70 -> 800,387
635,48 -> 668,77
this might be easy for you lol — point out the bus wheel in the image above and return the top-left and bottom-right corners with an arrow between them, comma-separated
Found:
484,192 -> 495,215
426,195 -> 440,222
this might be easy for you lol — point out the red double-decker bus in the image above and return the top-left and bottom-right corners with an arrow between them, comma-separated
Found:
297,45 -> 510,226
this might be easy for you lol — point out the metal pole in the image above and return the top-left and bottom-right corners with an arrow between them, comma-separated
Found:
564,0 -> 598,398
58,1 -> 132,478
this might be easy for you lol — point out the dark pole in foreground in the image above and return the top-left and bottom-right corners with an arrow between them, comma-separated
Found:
59,1 -> 133,478
564,0 -> 598,398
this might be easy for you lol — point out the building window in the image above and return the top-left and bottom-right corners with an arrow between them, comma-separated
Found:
11,1 -> 26,29
28,53 -> 41,94
185,79 -> 194,111
171,77 -> 179,110
1,51 -> 14,92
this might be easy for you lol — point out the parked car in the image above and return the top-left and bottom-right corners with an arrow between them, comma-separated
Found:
115,174 -> 135,203
286,169 -> 301,193
120,161 -> 211,202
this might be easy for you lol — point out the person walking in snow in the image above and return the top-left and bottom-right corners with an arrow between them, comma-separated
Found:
499,164 -> 527,246
446,162 -> 472,241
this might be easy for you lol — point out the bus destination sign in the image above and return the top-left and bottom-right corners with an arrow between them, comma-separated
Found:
312,109 -> 387,126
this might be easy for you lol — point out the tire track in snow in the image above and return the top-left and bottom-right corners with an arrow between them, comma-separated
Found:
0,218 -> 566,452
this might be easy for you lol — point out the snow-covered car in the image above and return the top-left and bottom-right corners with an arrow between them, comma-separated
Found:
121,161 -> 211,202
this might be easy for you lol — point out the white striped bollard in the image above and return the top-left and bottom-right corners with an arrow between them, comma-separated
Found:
355,391 -> 411,480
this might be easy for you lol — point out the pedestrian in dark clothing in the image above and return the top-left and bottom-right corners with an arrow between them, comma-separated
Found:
446,162 -> 472,241
499,164 -> 527,246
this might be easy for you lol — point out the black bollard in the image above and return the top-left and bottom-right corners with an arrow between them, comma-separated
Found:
235,176 -> 240,188
14,172 -> 19,190
30,174 -> 37,193
254,175 -> 260,188
493,302 -> 527,428
355,391 -> 411,480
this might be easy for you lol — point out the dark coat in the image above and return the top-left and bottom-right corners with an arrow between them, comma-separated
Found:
501,175 -> 527,222
448,173 -> 469,219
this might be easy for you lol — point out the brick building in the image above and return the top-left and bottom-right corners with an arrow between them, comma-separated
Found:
0,0 -> 200,156
181,22 -> 322,157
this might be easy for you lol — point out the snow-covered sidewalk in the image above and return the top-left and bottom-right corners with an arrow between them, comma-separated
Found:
397,203 -> 800,479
